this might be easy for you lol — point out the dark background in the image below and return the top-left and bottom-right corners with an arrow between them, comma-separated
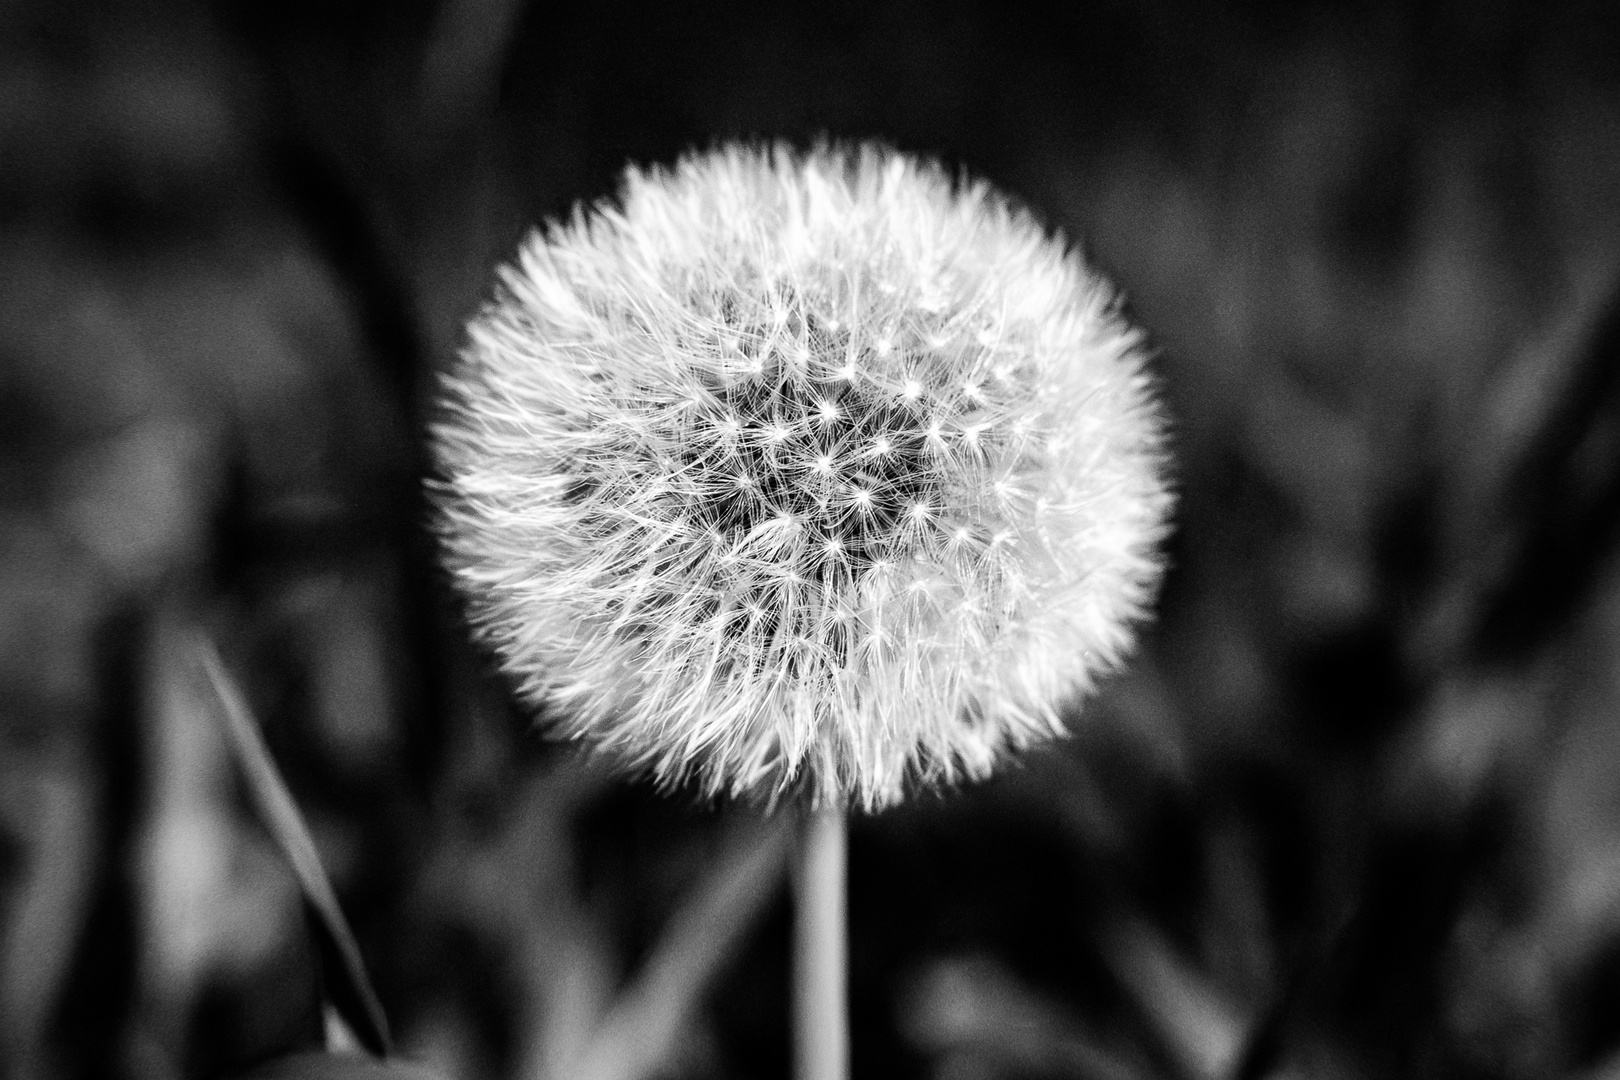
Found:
5,1 -> 1620,1078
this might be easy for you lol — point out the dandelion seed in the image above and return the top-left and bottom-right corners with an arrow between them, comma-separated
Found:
431,143 -> 1173,810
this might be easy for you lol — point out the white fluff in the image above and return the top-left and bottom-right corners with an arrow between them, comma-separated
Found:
432,143 -> 1173,810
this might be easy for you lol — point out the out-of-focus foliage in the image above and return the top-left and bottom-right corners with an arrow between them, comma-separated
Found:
3,1 -> 1620,1079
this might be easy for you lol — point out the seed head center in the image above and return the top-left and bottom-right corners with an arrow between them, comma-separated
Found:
699,372 -> 937,581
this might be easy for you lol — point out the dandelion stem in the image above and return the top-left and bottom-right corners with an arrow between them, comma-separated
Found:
793,804 -> 848,1080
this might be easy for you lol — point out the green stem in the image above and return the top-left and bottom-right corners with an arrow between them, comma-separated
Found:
793,805 -> 848,1080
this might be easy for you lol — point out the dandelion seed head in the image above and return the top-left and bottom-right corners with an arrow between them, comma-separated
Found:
432,143 -> 1173,811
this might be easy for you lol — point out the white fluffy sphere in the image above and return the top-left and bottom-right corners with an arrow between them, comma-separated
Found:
432,144 -> 1172,810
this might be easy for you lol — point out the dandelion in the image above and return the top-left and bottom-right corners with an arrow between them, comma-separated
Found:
431,143 -> 1172,813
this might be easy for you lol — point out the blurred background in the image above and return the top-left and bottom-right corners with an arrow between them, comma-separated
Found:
5,0 -> 1620,1077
